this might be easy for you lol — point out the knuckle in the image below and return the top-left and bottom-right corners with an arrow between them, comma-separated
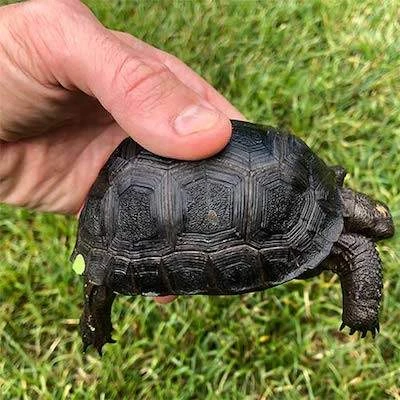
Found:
114,57 -> 179,115
12,2 -> 67,54
18,0 -> 95,80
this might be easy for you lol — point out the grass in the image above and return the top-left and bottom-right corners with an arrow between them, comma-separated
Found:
1,0 -> 399,398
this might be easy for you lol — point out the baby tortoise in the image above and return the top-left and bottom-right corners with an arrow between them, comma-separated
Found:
72,120 -> 394,354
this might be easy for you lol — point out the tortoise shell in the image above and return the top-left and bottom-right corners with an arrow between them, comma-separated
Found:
72,120 -> 343,296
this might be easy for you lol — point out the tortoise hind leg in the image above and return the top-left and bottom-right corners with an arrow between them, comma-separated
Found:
329,233 -> 382,337
80,277 -> 117,355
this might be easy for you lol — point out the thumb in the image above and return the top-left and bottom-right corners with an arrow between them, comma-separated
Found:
58,10 -> 231,159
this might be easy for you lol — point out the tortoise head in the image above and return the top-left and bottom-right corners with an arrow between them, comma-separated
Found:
341,188 -> 394,240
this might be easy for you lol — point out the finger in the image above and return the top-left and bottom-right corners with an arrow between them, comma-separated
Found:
154,295 -> 176,304
111,31 -> 245,121
49,5 -> 232,160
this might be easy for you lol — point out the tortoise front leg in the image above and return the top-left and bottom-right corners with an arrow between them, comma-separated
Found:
340,187 -> 394,239
80,277 -> 116,355
329,233 -> 382,337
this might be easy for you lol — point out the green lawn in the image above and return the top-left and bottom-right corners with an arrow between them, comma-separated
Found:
1,0 -> 399,398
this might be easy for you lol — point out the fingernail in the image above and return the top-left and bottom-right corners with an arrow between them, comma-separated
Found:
174,104 -> 220,135
155,295 -> 176,304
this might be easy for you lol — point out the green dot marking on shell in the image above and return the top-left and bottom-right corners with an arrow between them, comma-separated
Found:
72,254 -> 86,275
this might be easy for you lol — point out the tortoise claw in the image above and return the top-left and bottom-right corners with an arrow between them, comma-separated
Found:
368,322 -> 380,339
339,321 -> 380,339
361,329 -> 367,338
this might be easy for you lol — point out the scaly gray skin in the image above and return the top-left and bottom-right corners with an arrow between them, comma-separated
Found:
80,168 -> 394,354
80,282 -> 116,355
299,166 -> 394,338
329,168 -> 394,337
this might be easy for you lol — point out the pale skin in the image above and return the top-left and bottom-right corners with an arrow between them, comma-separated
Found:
0,0 -> 244,304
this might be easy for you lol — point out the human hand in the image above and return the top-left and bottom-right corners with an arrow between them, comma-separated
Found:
0,0 -> 244,304
0,0 -> 243,215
